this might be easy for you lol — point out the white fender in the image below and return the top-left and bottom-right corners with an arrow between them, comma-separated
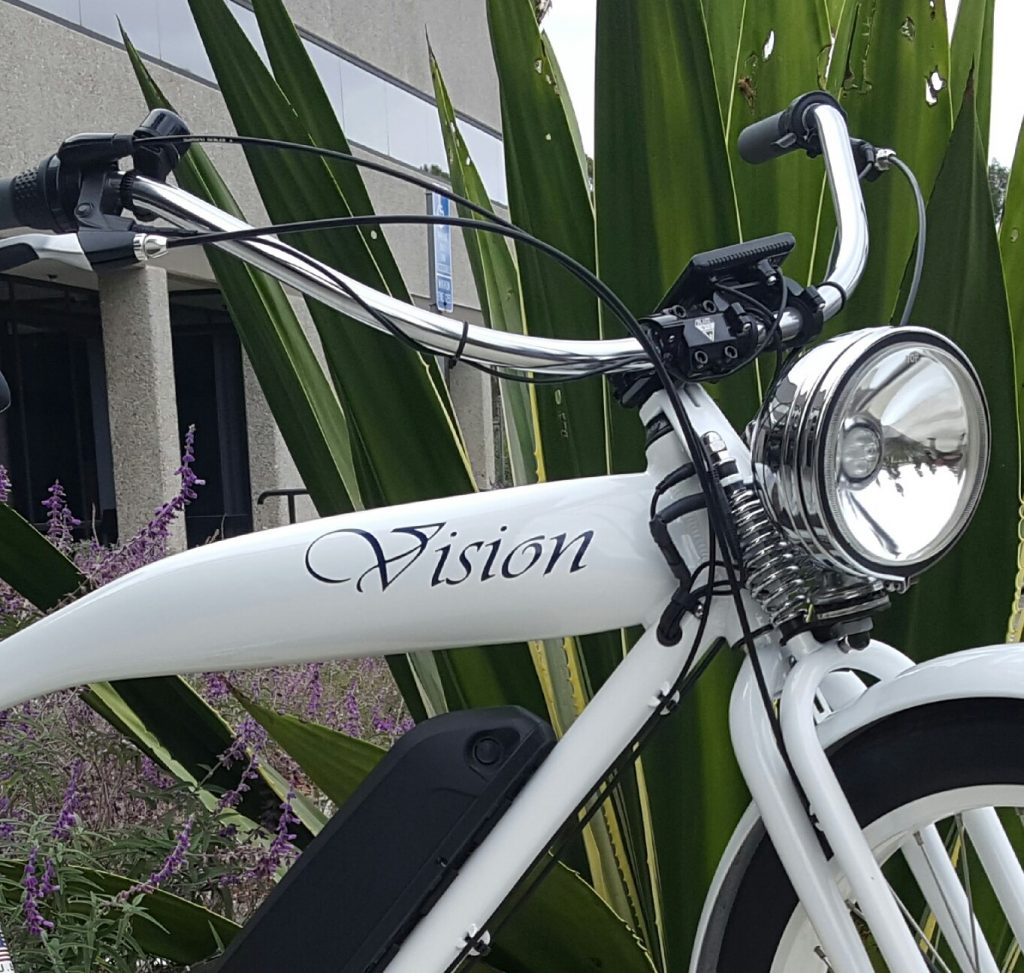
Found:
689,643 -> 1024,973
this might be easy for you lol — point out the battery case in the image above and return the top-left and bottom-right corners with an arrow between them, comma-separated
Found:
212,705 -> 555,972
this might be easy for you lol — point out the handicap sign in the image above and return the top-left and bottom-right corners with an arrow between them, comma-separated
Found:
431,192 -> 454,312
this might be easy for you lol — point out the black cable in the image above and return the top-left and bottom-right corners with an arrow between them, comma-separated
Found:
165,208 -> 781,773
891,155 -> 927,327
461,520 -> 727,973
246,234 -> 633,387
142,130 -> 784,915
162,212 -> 645,353
135,132 -> 516,229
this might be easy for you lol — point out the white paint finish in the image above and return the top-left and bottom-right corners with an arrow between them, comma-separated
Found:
779,645 -> 932,973
962,807 -> 1024,951
901,824 -> 1000,973
383,609 -> 731,973
0,472 -> 675,710
822,643 -> 1024,744
694,640 -> 1024,971
729,653 -> 877,973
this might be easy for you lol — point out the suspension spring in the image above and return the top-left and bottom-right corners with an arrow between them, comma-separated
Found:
704,433 -> 812,629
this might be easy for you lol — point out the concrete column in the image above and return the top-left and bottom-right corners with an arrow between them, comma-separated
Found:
242,355 -> 318,530
448,363 -> 496,489
99,265 -> 186,552
243,294 -> 321,530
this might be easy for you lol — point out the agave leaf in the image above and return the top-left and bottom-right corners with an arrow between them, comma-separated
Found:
710,0 -> 832,280
485,0 -> 606,486
186,0 -> 472,507
949,0 -> 995,149
490,857 -> 657,973
825,0 -> 850,31
822,0 -> 953,328
125,30 -> 361,516
428,44 -> 536,487
1001,122 -> 1024,641
83,681 -> 325,839
0,504 -> 84,610
595,0 -> 757,437
0,860 -> 240,964
236,690 -> 384,806
878,79 -> 1018,659
249,0 -> 407,302
638,646 -> 748,968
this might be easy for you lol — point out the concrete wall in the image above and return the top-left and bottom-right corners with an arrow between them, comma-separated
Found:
279,0 -> 501,130
0,0 -> 504,533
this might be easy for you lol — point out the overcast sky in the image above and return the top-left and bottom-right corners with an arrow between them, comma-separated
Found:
545,0 -> 1023,166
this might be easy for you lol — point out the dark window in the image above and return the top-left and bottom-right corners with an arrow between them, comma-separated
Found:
170,290 -> 253,546
0,276 -> 116,541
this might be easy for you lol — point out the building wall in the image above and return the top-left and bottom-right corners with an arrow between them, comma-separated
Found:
0,0 -> 503,539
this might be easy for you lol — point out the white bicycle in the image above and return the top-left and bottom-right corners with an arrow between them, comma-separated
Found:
0,90 -> 1020,973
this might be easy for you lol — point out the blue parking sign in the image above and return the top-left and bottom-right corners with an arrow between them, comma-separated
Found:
431,193 -> 454,312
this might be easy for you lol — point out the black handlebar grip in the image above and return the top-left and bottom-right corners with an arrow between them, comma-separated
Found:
0,177 -> 18,229
0,157 -> 65,231
737,110 -> 793,165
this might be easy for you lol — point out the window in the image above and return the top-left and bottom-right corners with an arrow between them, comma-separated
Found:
0,277 -> 115,541
5,0 -> 507,203
170,291 -> 253,546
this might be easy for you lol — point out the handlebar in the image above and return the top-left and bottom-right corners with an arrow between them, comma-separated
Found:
0,94 -> 870,377
737,91 -> 846,166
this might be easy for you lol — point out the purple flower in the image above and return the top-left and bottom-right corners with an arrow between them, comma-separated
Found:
41,480 -> 81,553
306,663 -> 323,719
244,791 -> 300,881
22,848 -> 55,936
0,464 -> 11,504
139,756 -> 173,790
123,818 -> 194,898
81,425 -> 205,587
52,758 -> 83,841
204,672 -> 231,703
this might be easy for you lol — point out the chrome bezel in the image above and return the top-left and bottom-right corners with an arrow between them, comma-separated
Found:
750,326 -> 990,583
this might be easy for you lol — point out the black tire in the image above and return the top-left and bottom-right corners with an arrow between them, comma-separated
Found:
697,697 -> 1024,972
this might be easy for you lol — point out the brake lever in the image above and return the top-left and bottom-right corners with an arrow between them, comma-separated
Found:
0,233 -> 92,273
0,229 -> 160,275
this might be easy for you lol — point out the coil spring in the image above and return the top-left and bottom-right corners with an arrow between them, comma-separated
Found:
727,484 -> 812,628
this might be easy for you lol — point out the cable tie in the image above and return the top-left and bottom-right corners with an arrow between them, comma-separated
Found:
450,317 -> 470,367
817,280 -> 847,311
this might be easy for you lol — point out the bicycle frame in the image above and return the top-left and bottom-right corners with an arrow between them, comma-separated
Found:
0,384 -> 750,971
4,98 -> 1024,973
15,376 -> 1016,973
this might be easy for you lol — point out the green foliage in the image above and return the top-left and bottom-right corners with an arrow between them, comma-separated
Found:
0,0 -> 1020,969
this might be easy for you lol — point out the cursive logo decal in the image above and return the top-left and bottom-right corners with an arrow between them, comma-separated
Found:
305,521 -> 594,592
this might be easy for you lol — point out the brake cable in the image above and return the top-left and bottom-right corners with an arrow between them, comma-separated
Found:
134,133 -> 807,965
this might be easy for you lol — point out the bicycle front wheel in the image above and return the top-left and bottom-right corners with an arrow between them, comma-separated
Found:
699,697 -> 1024,972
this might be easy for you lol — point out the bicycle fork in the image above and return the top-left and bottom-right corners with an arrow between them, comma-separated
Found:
731,634 -> 1024,973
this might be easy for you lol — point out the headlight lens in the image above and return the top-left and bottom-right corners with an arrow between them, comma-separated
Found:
750,327 -> 989,585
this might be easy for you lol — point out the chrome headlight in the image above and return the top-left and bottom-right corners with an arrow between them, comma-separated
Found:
750,327 -> 989,586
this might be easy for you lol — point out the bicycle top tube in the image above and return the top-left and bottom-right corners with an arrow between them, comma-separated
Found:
126,103 -> 867,377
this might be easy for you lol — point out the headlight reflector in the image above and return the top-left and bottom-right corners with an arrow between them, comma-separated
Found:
751,327 -> 989,584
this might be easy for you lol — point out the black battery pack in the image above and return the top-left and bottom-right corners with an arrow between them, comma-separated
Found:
211,705 -> 555,973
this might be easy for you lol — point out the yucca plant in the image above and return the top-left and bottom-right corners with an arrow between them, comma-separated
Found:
1,0 -> 1022,969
